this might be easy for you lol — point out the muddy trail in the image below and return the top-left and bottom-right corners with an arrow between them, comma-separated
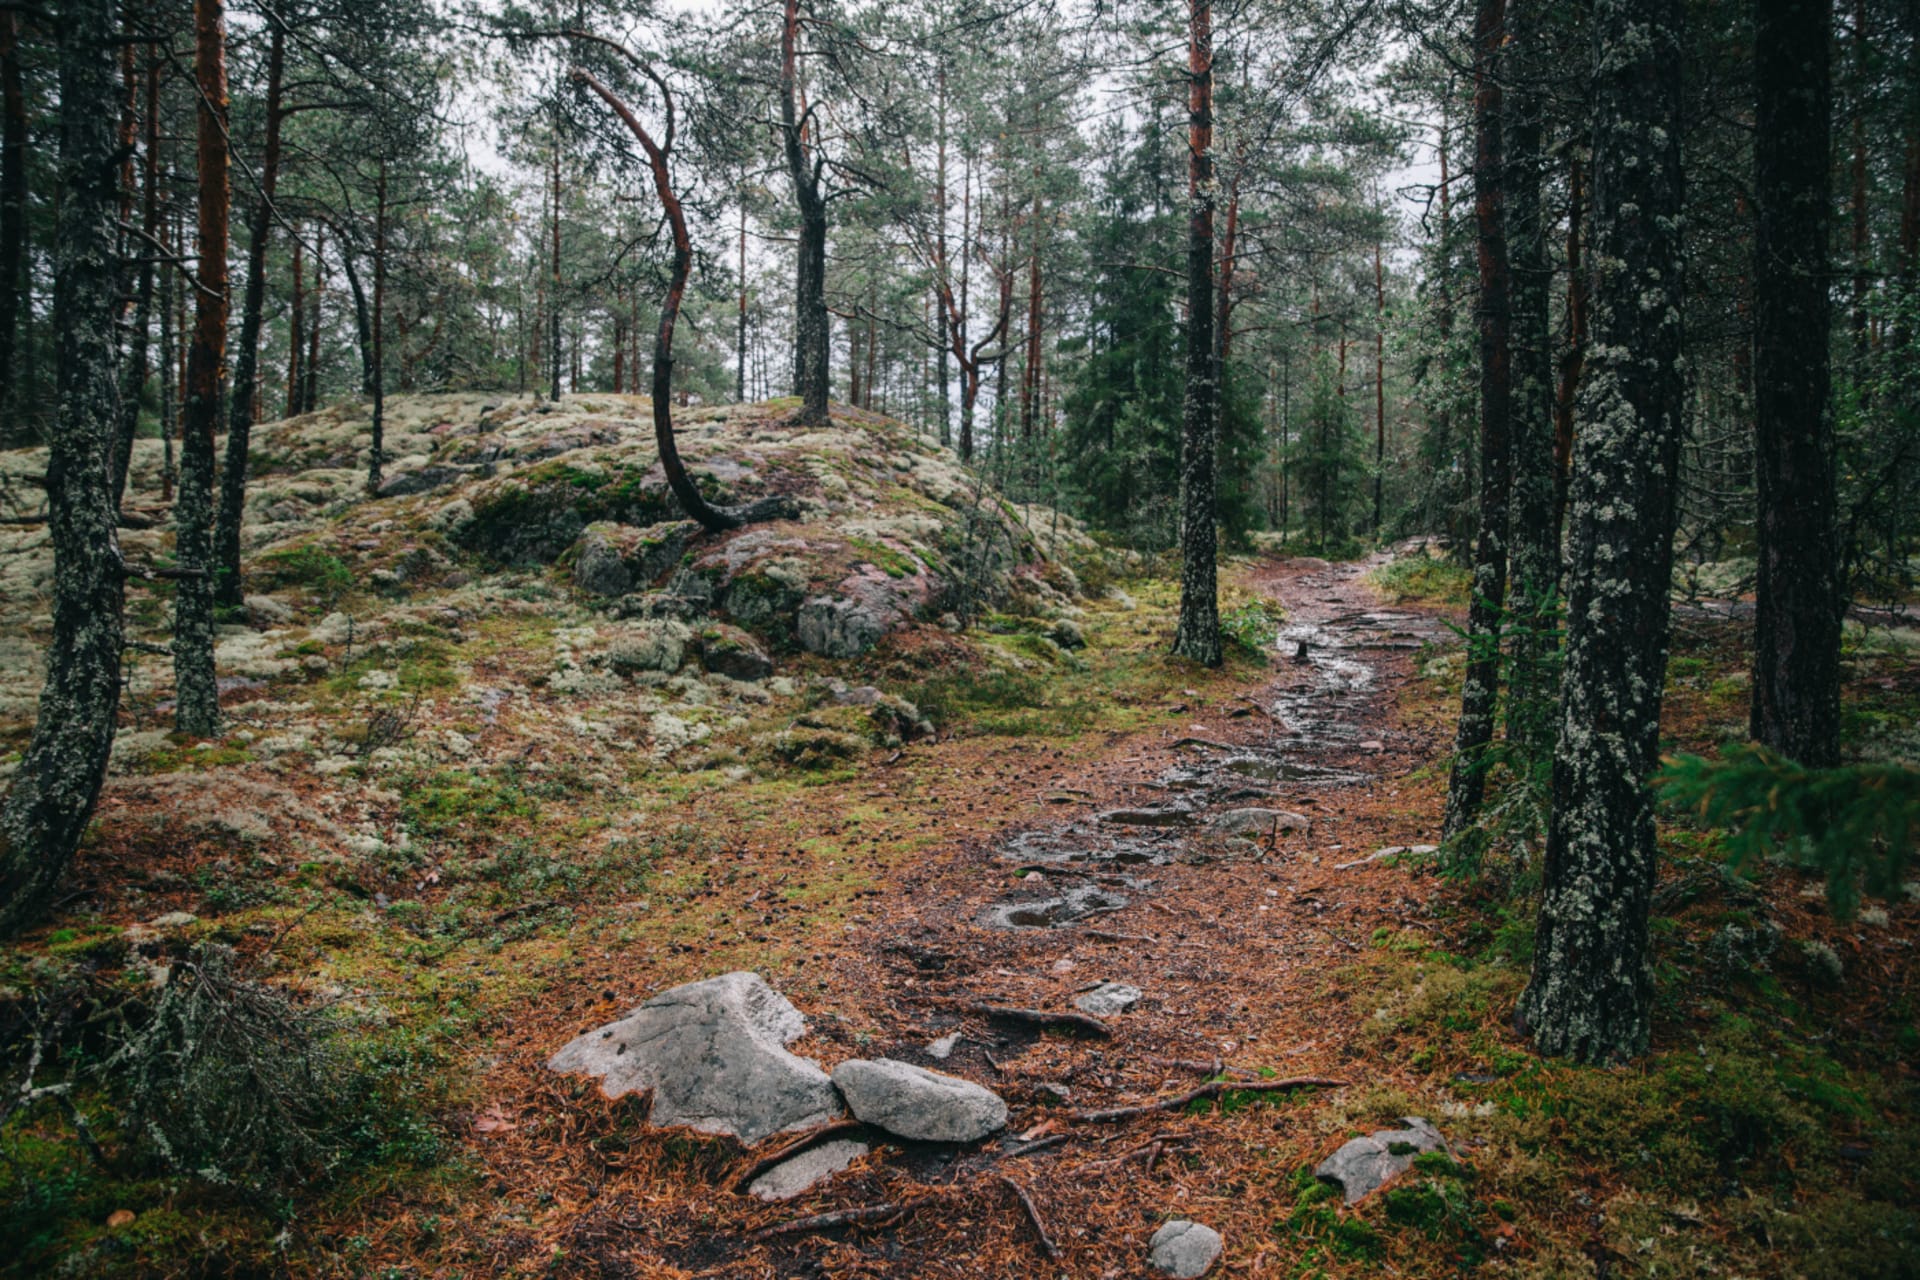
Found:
598,554 -> 1466,1277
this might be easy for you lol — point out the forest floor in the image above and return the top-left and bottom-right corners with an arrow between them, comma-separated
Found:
3,506 -> 1917,1276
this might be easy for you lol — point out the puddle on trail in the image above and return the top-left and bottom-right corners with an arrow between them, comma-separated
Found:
977,560 -> 1448,930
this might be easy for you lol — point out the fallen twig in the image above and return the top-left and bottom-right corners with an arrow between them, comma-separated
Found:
1147,1055 -> 1259,1080
1084,928 -> 1156,944
999,1174 -> 1061,1260
730,1119 -> 869,1194
997,1131 -> 1071,1160
967,1003 -> 1111,1037
1071,1077 -> 1345,1123
747,1192 -> 944,1241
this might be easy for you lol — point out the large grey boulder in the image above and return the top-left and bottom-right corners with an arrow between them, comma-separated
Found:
830,1058 -> 1008,1142
548,972 -> 840,1146
1148,1220 -> 1223,1277
697,624 -> 774,681
746,1138 -> 870,1201
1314,1116 -> 1448,1204
797,595 -> 890,658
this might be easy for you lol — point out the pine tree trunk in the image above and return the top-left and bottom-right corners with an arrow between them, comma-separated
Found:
0,11 -> 24,425
213,14 -> 284,608
737,201 -> 748,402
285,227 -> 304,417
303,226 -> 322,412
935,67 -> 952,449
782,0 -> 829,425
549,141 -> 561,403
110,47 -> 161,510
0,0 -> 128,935
1442,0 -> 1513,840
1750,0 -> 1841,765
1517,0 -> 1686,1064
1503,0 -> 1561,774
369,159 -> 387,492
1172,0 -> 1221,667
173,0 -> 229,740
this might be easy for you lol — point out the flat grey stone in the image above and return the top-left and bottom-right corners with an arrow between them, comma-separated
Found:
926,1032 -> 961,1060
548,971 -> 840,1146
1075,982 -> 1142,1016
1149,1219 -> 1223,1277
830,1058 -> 1008,1143
1207,808 -> 1311,838
746,1138 -> 869,1201
1314,1116 -> 1447,1204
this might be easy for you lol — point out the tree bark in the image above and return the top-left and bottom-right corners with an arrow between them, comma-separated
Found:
1750,0 -> 1841,765
110,44 -> 161,510
303,224 -> 322,412
0,0 -> 128,935
1552,154 -> 1587,535
549,135 -> 562,402
737,200 -> 748,402
213,12 -> 284,607
285,225 -> 304,417
1517,0 -> 1686,1063
173,0 -> 229,739
781,0 -> 830,425
1441,0 -> 1513,839
369,158 -> 387,491
1172,0 -> 1221,667
1504,0 -> 1561,774
571,57 -> 795,534
0,11 -> 25,423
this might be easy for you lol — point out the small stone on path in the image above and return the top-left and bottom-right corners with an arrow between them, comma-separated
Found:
747,1139 -> 869,1201
831,1058 -> 1008,1142
1074,982 -> 1142,1016
1148,1219 -> 1223,1277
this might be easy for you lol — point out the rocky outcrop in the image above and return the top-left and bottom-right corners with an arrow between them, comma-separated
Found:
571,520 -> 698,598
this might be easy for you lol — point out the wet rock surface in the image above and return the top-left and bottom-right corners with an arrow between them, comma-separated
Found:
980,559 -> 1447,929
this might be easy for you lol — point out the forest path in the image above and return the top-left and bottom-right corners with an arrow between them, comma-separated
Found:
483,552 -> 1467,1279
692,550 -> 1465,1273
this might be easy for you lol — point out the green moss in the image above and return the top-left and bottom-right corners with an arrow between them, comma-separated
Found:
1367,551 -> 1472,605
846,536 -> 919,579
399,768 -> 540,841
256,544 -> 355,600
